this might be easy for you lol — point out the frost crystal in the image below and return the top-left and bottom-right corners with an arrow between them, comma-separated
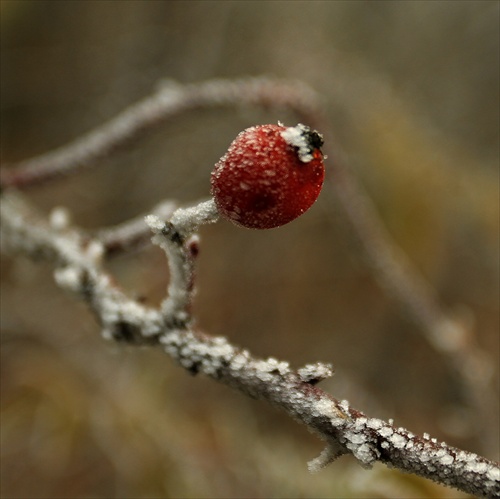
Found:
230,352 -> 249,370
487,467 -> 500,481
145,214 -> 165,232
366,418 -> 384,430
49,206 -> 71,231
439,454 -> 454,465
313,397 -> 341,419
390,433 -> 407,449
378,426 -> 393,438
86,240 -> 104,262
54,266 -> 83,292
339,399 -> 350,412
298,362 -> 334,383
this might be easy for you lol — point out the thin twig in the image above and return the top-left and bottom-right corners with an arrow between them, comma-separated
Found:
0,78 -> 320,189
145,199 -> 219,328
97,200 -> 177,256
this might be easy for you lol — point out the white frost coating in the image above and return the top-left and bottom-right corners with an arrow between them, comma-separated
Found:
378,426 -> 393,438
280,124 -> 315,163
487,467 -> 500,481
313,397 -> 342,419
101,327 -> 114,341
86,240 -> 104,263
209,337 -> 234,360
349,433 -> 366,445
389,433 -> 407,449
308,445 -> 341,473
49,206 -> 71,231
353,443 -> 376,467
54,266 -> 83,292
366,418 -> 384,430
253,358 -> 290,377
169,199 -> 219,234
4,190 -> 500,498
468,461 -> 488,474
340,399 -> 350,412
439,454 -> 454,465
354,417 -> 367,429
230,352 -> 250,370
96,286 -> 164,339
144,214 -> 164,232
297,362 -> 334,383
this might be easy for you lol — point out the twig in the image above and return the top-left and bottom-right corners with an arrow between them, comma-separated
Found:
1,192 -> 498,498
0,78 -> 320,189
145,199 -> 218,328
97,200 -> 177,256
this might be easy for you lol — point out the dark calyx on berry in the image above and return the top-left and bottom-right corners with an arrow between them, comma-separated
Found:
305,128 -> 324,150
280,123 -> 324,163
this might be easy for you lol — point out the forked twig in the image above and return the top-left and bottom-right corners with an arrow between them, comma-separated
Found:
0,78 -> 490,377
1,78 -> 498,496
0,192 -> 498,498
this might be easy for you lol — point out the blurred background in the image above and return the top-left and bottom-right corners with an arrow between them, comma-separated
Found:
1,1 -> 498,497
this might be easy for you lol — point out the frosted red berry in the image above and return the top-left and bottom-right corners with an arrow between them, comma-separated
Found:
210,123 -> 325,229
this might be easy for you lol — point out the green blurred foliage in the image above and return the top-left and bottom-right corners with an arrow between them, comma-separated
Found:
1,1 -> 497,497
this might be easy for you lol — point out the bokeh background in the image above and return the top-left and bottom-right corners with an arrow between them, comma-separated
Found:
1,1 -> 498,498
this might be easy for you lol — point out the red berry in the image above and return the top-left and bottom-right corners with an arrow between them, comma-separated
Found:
210,124 -> 325,229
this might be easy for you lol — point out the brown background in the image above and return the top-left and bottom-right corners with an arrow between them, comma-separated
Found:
1,1 -> 498,498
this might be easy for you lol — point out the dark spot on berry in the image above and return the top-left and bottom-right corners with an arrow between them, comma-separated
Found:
250,192 -> 276,212
305,128 -> 324,151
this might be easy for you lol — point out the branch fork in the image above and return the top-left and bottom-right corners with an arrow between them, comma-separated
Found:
1,77 -> 498,498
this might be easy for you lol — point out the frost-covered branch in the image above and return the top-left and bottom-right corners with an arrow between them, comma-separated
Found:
97,200 -> 177,256
145,199 -> 218,328
1,193 -> 166,344
1,192 -> 498,498
1,78 -> 492,424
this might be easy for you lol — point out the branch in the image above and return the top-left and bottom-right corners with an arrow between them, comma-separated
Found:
145,199 -> 219,328
1,192 -> 498,498
1,78 -> 492,423
0,78 -> 320,189
97,199 -> 177,256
